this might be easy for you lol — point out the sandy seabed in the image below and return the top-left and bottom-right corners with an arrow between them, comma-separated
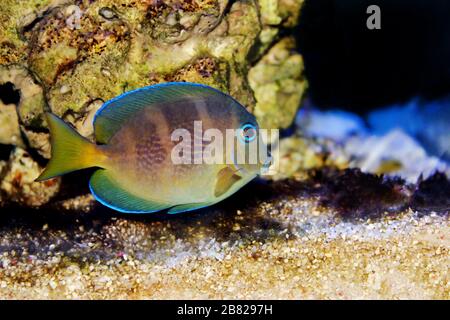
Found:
0,176 -> 448,300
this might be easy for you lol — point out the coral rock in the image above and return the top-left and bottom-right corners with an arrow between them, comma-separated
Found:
0,148 -> 60,207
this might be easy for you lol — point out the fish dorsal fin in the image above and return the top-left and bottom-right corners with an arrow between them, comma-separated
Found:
93,82 -> 227,144
89,169 -> 171,213
214,166 -> 242,198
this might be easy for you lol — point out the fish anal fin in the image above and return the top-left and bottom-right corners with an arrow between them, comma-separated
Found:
89,169 -> 171,213
167,202 -> 214,214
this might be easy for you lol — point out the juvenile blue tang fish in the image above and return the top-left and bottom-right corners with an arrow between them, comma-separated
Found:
36,82 -> 270,213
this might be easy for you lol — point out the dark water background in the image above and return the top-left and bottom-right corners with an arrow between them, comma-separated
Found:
295,0 -> 450,160
297,0 -> 450,111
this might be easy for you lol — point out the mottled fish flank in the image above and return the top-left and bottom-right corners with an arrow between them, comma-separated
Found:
36,82 -> 267,214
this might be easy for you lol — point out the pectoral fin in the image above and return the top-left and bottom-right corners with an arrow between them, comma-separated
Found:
168,167 -> 254,214
214,166 -> 242,198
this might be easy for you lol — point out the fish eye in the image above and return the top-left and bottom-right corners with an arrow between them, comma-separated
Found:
239,123 -> 257,143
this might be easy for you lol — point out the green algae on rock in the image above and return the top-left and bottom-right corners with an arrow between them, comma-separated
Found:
0,0 -> 64,65
248,37 -> 307,129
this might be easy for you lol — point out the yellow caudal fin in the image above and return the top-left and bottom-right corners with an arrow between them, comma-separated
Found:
36,113 -> 104,181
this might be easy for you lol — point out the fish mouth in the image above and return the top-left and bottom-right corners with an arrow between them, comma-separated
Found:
264,150 -> 272,166
230,151 -> 273,176
263,154 -> 272,168
259,153 -> 273,175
